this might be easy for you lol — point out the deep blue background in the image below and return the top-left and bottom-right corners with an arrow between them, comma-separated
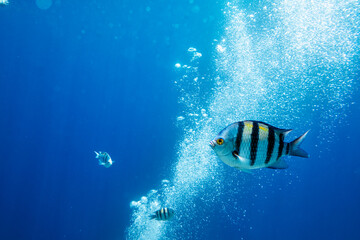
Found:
0,1 -> 359,240
0,1 -> 222,239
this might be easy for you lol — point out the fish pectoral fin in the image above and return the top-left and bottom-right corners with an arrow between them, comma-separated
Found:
234,167 -> 254,174
232,151 -> 247,164
232,151 -> 252,173
267,160 -> 288,169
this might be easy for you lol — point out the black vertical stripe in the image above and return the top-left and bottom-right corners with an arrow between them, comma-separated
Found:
265,127 -> 275,164
250,122 -> 259,166
286,143 -> 290,155
164,208 -> 168,219
277,134 -> 284,160
235,122 -> 245,154
156,210 -> 159,219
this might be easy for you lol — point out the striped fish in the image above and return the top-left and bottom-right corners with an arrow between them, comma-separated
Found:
150,208 -> 175,221
94,151 -> 113,168
210,121 -> 309,172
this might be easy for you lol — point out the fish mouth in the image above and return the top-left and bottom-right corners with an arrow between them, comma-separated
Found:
209,140 -> 216,148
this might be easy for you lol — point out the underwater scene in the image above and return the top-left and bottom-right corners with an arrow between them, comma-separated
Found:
0,0 -> 360,239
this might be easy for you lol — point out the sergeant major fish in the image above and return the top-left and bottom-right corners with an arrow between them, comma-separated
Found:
150,208 -> 175,221
94,151 -> 113,168
210,120 -> 309,172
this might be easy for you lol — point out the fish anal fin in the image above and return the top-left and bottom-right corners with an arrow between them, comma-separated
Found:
234,167 -> 254,174
267,160 -> 288,169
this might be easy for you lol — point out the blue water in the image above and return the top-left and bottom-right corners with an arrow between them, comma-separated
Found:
0,1 -> 359,240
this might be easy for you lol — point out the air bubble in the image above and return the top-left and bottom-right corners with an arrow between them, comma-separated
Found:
216,45 -> 226,53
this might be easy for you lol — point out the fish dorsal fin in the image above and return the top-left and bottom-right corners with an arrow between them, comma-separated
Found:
248,121 -> 292,136
267,159 -> 288,169
274,129 -> 292,136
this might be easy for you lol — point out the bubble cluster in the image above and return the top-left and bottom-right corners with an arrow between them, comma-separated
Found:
173,47 -> 211,133
127,1 -> 360,239
214,0 -> 359,139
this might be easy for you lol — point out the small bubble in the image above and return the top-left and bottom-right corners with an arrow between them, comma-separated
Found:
130,201 -> 141,208
140,196 -> 148,204
216,45 -> 226,53
193,52 -> 202,59
161,179 -> 170,185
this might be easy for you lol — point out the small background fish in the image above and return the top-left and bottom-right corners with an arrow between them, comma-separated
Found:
94,151 -> 113,168
150,208 -> 175,221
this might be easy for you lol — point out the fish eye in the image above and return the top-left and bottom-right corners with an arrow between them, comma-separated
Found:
216,138 -> 224,145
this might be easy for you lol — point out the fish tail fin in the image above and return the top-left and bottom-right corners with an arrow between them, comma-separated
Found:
289,130 -> 310,158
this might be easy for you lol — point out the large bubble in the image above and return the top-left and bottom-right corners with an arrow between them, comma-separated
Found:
35,0 -> 52,10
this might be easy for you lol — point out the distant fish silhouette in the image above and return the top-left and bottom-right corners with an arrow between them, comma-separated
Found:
94,151 -> 113,168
